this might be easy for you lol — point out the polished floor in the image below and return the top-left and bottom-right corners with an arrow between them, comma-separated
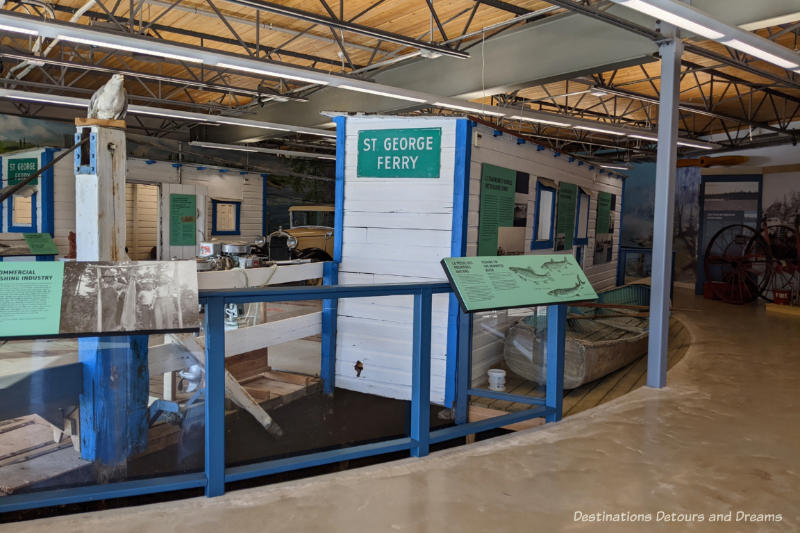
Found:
5,290 -> 799,532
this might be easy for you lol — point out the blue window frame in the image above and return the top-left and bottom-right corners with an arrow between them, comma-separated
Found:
574,188 -> 590,246
211,199 -> 241,236
531,180 -> 556,250
7,192 -> 38,233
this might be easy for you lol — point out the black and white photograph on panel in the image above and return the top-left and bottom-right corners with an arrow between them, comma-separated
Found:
60,261 -> 199,336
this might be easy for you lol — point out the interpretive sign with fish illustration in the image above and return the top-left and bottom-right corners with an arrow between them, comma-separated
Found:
441,254 -> 597,312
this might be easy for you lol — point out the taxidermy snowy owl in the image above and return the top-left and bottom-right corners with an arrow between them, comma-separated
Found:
87,74 -> 128,120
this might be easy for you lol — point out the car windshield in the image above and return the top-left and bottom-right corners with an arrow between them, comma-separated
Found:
292,210 -> 334,228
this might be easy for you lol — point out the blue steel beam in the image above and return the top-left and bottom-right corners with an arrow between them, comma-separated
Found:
204,297 -> 226,497
545,304 -> 566,422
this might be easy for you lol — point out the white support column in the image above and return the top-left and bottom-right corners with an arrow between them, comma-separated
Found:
75,126 -> 128,262
647,36 -> 683,388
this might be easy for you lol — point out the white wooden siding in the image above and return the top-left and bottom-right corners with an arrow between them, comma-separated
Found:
468,124 -> 624,385
337,116 -> 459,405
46,156 -> 263,258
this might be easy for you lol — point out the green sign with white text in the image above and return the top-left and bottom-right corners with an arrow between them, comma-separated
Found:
442,255 -> 597,312
0,262 -> 64,337
357,128 -> 441,178
170,194 -> 197,246
8,157 -> 39,185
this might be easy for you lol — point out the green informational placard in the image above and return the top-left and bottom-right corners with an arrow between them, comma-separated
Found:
441,255 -> 598,312
170,193 -> 197,246
477,163 -> 516,256
0,262 -> 64,337
596,191 -> 612,235
357,128 -> 441,178
23,233 -> 59,255
8,157 -> 39,185
555,182 -> 577,251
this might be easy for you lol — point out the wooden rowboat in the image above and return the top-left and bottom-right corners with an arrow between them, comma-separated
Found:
504,284 -> 650,389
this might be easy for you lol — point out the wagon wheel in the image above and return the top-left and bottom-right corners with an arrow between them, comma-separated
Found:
704,224 -> 772,304
761,224 -> 799,302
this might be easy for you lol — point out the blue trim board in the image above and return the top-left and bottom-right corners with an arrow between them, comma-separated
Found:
332,116 -> 346,263
531,180 -> 556,250
210,199 -> 241,236
616,178 -> 627,280
445,118 -> 471,408
41,149 -> 56,235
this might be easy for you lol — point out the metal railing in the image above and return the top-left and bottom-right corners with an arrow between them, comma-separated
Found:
0,280 -> 567,512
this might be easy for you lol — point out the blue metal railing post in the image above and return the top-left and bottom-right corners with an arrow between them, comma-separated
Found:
410,288 -> 432,457
321,261 -> 339,395
453,307 -> 472,425
204,297 -> 226,497
545,304 -> 566,423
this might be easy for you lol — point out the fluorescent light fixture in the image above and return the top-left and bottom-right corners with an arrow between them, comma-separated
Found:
190,141 -> 335,159
58,35 -> 203,64
590,90 -> 609,97
215,119 -> 289,132
613,0 -> 724,40
129,108 -> 209,121
721,39 -> 799,69
10,95 -> 87,107
217,62 -> 328,85
600,164 -> 630,170
509,115 -> 571,127
337,84 -> 426,103
434,102 -> 505,117
628,133 -> 658,141
575,125 -> 626,136
192,143 -> 259,152
0,24 -> 38,36
677,140 -> 714,150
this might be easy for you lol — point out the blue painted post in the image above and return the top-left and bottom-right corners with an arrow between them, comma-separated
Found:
410,288 -> 432,457
321,261 -> 339,395
545,304 -> 566,422
453,307 -> 472,425
204,297 -> 226,497
78,335 -> 149,475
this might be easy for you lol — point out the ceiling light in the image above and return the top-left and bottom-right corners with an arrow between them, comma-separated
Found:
677,140 -> 714,150
190,141 -> 335,159
338,84 -> 426,103
612,0 -> 724,40
10,95 -> 87,107
721,39 -> 799,69
0,24 -> 38,36
217,62 -> 328,86
575,125 -> 626,136
509,115 -> 571,127
590,90 -> 609,97
215,119 -> 289,132
600,164 -> 630,170
434,102 -> 505,117
628,133 -> 658,141
129,108 -> 209,121
192,142 -> 259,152
58,35 -> 203,64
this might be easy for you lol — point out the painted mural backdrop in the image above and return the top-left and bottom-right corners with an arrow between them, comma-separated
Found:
621,164 -> 701,284
0,115 -> 72,153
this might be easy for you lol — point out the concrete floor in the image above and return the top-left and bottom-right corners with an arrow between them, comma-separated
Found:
5,289 -> 799,532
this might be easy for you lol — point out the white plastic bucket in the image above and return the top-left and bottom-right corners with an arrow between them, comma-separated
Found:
487,369 -> 506,392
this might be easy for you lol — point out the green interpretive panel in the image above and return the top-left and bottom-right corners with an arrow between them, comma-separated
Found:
596,191 -> 612,235
23,233 -> 59,255
477,164 -> 516,256
555,182 -> 577,251
8,157 -> 39,185
357,128 -> 441,178
441,255 -> 598,313
170,193 -> 197,246
0,262 -> 64,337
